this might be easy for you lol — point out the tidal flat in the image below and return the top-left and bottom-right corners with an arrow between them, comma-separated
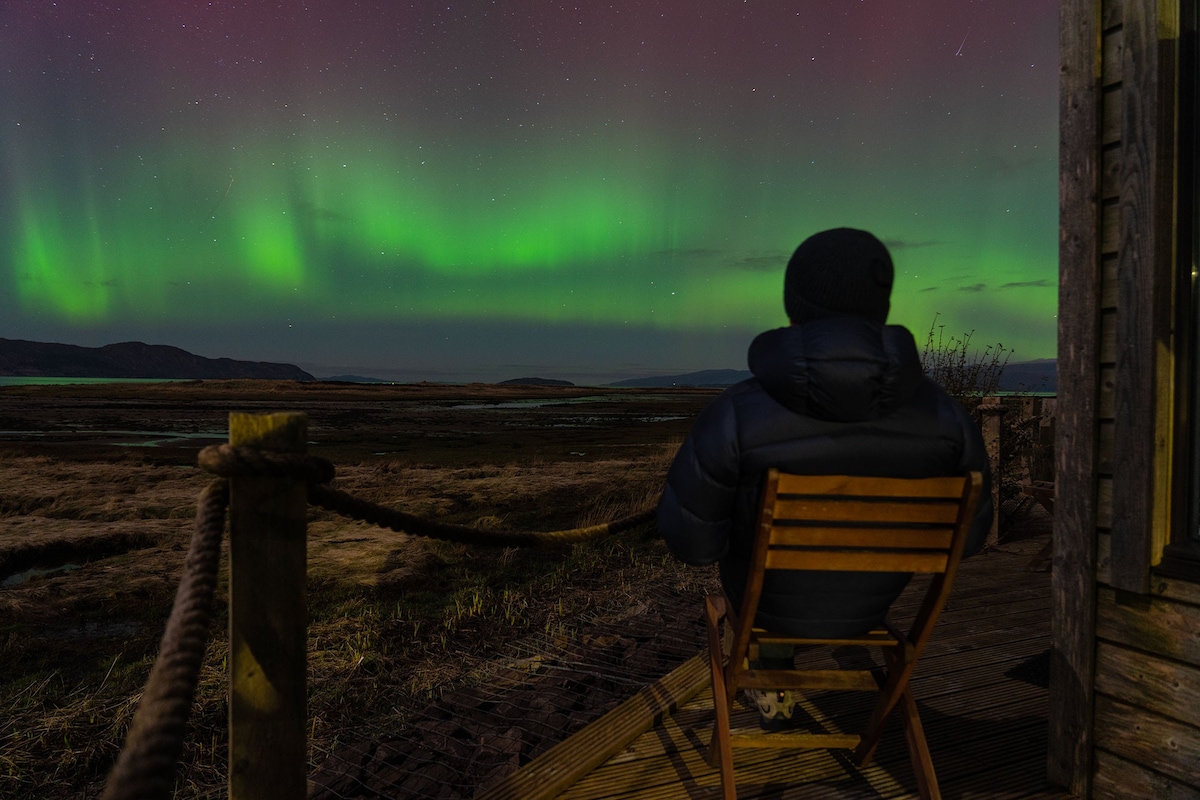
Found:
0,380 -> 722,798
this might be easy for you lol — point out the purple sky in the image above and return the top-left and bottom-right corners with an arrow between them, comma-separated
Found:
1,1 -> 1059,383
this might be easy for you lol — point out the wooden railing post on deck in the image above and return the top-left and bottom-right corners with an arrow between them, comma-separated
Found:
979,397 -> 1005,547
228,413 -> 308,799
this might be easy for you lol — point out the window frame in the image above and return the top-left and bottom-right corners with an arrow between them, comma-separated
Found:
1163,0 -> 1200,579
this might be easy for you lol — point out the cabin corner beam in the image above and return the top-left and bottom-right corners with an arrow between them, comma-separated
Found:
1048,0 -> 1102,793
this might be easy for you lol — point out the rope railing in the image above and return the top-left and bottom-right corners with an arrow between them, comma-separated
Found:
100,480 -> 229,800
201,442 -> 655,545
100,416 -> 659,800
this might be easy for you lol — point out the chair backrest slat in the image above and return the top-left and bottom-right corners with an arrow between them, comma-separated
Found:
756,471 -> 980,577
771,497 -> 962,525
769,526 -> 955,549
764,549 -> 950,573
773,472 -> 967,498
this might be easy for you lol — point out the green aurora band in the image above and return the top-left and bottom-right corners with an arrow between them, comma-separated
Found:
7,126 -> 1057,358
0,0 -> 1062,375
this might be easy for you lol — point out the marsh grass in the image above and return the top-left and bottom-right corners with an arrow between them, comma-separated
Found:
0,441 -> 704,799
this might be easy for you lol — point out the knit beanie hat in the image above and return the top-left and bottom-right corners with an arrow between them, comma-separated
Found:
783,228 -> 894,324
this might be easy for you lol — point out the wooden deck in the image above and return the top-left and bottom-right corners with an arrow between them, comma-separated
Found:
480,522 -> 1073,799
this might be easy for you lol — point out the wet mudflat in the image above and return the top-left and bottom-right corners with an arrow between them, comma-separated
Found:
0,379 -> 717,466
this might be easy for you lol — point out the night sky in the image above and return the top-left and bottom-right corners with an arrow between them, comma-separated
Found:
0,1 -> 1058,384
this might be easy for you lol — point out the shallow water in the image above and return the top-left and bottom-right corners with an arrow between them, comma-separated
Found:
452,396 -> 608,409
2,563 -> 82,588
0,429 -> 225,446
0,377 -> 184,387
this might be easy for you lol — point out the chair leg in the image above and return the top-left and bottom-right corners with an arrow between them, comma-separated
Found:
703,656 -> 731,773
853,647 -> 910,767
705,684 -> 737,800
704,597 -> 738,800
898,686 -> 940,800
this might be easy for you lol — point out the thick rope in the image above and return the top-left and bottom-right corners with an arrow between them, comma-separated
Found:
198,443 -> 334,483
199,444 -> 657,545
309,483 -> 655,546
100,479 -> 229,800
102,445 -> 656,798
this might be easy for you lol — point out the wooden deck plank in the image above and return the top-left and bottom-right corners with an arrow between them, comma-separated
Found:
600,690 -> 1051,767
897,579 -> 1043,605
620,679 -> 1051,766
560,714 -> 904,800
559,731 -> 1066,800
490,537 -> 1061,799
561,700 -> 1061,800
744,623 -> 1050,679
476,653 -> 710,800
557,647 -> 1054,799
919,613 -> 1050,656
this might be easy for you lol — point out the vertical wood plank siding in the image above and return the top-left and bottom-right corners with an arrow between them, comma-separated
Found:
1084,0 -> 1200,793
1112,0 -> 1160,593
1050,0 -> 1103,792
1101,0 -> 1124,31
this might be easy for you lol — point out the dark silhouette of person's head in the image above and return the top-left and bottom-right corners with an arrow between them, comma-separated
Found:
784,228 -> 894,325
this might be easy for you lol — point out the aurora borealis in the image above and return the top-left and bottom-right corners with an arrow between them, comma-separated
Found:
0,1 -> 1059,383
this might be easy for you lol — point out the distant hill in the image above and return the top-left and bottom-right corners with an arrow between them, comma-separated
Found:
608,360 -> 1056,392
498,377 -> 575,387
323,374 -> 393,384
997,358 -> 1056,392
0,338 -> 314,381
609,369 -> 752,388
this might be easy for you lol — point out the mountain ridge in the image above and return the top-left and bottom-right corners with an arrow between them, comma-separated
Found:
606,359 -> 1057,391
0,338 -> 314,381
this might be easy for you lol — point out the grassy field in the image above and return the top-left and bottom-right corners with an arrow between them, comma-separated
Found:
0,379 -> 1050,797
0,382 -> 720,798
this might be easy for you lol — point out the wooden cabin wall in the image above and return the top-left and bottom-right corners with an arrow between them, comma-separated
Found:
1082,0 -> 1200,795
1051,0 -> 1102,791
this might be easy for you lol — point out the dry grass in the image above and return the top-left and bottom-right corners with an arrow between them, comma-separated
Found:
0,441 -> 705,799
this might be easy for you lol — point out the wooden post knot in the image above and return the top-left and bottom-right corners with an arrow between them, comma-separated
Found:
198,444 -> 335,484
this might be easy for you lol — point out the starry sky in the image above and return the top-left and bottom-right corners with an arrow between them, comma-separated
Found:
0,1 -> 1058,384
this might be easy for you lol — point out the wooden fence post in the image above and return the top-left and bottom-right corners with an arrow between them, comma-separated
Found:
979,396 -> 1005,547
228,413 -> 309,800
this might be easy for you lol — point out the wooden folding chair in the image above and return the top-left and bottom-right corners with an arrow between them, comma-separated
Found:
705,470 -> 983,800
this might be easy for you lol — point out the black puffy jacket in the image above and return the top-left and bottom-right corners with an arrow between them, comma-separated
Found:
656,316 -> 994,637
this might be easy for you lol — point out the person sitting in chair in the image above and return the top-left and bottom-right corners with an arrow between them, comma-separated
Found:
656,227 -> 994,729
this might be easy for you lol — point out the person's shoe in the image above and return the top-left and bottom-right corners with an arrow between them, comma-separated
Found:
744,689 -> 799,730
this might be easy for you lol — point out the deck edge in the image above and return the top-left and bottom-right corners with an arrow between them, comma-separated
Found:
475,652 -> 711,800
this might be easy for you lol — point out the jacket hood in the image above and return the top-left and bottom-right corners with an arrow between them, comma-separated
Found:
747,318 -> 923,422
